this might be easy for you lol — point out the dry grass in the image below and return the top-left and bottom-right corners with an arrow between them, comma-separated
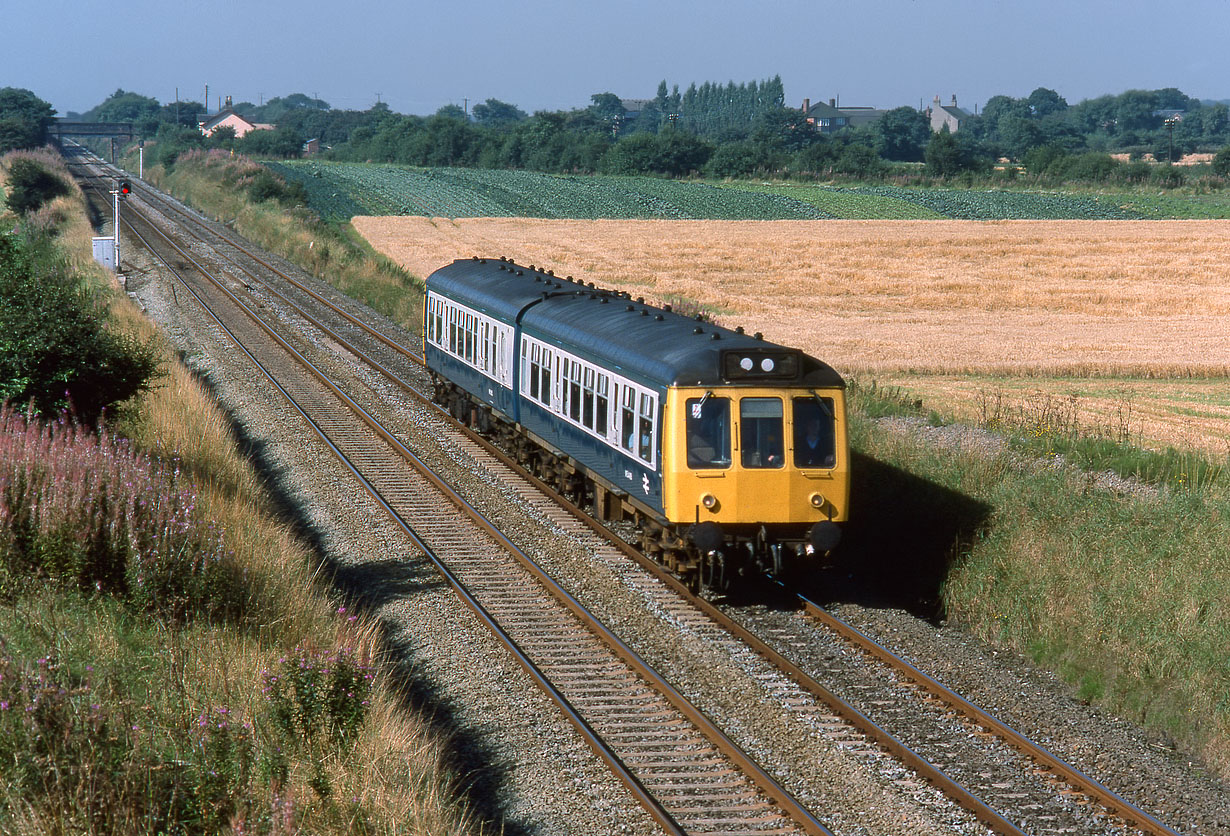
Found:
355,216 -> 1230,454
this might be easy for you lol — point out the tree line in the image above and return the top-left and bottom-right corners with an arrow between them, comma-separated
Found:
6,82 -> 1230,185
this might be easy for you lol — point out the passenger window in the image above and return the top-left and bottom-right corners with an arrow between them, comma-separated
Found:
621,387 -> 636,451
638,393 -> 655,463
596,376 -> 609,436
740,398 -> 784,469
686,396 -> 730,469
793,397 -> 837,468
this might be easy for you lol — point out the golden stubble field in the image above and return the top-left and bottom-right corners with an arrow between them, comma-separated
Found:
353,216 -> 1230,455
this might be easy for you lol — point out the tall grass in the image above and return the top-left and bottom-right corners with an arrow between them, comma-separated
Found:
0,186 -> 479,831
135,149 -> 424,333
846,383 -> 1230,778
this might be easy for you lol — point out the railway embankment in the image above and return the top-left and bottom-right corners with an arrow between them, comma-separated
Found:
0,151 -> 481,833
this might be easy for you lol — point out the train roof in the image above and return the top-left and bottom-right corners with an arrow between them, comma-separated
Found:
427,257 -> 845,390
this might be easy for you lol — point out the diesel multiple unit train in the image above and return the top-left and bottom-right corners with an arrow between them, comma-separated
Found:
425,256 -> 849,590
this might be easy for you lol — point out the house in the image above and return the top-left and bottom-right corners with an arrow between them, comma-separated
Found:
929,95 -> 971,133
199,96 -> 274,138
801,98 -> 890,133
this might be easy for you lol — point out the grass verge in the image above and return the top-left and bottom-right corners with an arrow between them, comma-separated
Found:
1,155 -> 478,833
845,378 -> 1230,779
132,149 -> 424,333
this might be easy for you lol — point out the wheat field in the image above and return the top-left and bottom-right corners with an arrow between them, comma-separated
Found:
353,216 -> 1230,454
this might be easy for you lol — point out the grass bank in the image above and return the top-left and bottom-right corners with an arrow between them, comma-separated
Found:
844,381 -> 1230,779
131,149 -> 424,333
1,153 -> 477,833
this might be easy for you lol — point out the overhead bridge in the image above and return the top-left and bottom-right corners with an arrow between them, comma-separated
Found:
52,121 -> 135,140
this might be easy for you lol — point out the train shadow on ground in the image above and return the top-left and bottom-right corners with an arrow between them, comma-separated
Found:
183,362 -> 536,836
727,451 -> 994,623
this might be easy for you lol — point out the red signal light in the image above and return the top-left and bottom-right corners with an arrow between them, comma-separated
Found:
119,180 -> 131,196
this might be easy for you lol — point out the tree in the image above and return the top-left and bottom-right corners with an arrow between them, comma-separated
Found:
873,107 -> 931,162
472,98 -> 527,128
434,104 -> 467,121
0,88 -> 55,153
3,156 -> 71,214
925,128 -> 964,176
1212,145 -> 1230,176
997,115 -> 1044,160
237,125 -> 304,158
0,230 -> 160,424
1027,87 -> 1068,118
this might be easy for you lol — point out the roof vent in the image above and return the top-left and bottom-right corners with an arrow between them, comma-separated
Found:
754,332 -> 763,340
626,305 -> 635,312
693,326 -> 704,334
528,264 -> 536,271
694,314 -> 703,321
637,297 -> 645,304
654,314 -> 664,321
516,270 -> 524,276
547,269 -> 555,276
736,326 -> 745,334
664,304 -> 672,312
641,309 -> 649,316
710,333 -> 721,340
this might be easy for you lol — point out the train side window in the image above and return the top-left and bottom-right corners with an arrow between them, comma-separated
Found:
686,396 -> 730,469
638,393 -> 655,464
449,307 -> 458,355
528,344 -> 540,400
582,367 -> 595,430
596,375 -> 609,436
620,386 -> 636,452
541,352 -> 552,407
740,397 -> 784,469
568,363 -> 582,423
793,397 -> 837,468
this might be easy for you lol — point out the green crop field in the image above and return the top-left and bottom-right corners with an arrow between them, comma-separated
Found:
271,160 -> 1229,222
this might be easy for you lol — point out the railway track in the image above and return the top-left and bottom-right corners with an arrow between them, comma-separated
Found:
67,150 -> 1213,835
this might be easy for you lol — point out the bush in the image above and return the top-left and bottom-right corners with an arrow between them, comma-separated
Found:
0,230 -> 161,424
3,156 -> 69,215
1213,145 -> 1230,177
0,404 -> 247,622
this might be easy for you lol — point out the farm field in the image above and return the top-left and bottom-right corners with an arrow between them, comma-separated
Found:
353,216 -> 1230,455
271,161 -> 1178,221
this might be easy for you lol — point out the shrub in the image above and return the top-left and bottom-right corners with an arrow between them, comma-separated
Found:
0,404 -> 246,622
3,156 -> 69,215
1212,145 -> 1230,177
0,229 -> 161,424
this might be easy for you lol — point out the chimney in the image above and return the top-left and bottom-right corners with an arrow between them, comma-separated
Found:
802,97 -> 810,113
829,98 -> 836,108
951,94 -> 958,107
225,95 -> 232,108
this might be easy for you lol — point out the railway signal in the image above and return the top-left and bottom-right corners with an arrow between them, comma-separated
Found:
118,179 -> 131,197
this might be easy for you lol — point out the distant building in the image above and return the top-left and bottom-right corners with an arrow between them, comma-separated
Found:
199,96 -> 274,138
302,138 -> 321,156
928,95 -> 971,133
801,98 -> 890,133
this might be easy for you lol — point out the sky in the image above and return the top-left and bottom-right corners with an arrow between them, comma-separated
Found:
6,0 -> 1230,118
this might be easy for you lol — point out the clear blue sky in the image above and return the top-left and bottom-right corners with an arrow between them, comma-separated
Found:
7,0 -> 1229,117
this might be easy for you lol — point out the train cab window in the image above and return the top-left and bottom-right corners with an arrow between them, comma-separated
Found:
740,397 -> 784,469
620,387 -> 636,452
793,397 -> 837,468
686,396 -> 730,469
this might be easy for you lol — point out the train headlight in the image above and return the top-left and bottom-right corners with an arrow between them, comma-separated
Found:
809,492 -> 825,509
760,357 -> 775,372
701,493 -> 719,510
